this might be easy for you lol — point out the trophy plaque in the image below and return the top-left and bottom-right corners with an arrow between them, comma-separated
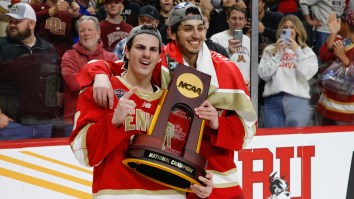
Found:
122,64 -> 211,192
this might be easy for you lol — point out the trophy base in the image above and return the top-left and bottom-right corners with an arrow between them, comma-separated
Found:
122,134 -> 207,192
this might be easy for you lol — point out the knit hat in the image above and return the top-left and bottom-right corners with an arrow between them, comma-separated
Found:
125,24 -> 162,46
139,5 -> 159,20
5,3 -> 36,22
165,2 -> 203,27
341,10 -> 354,28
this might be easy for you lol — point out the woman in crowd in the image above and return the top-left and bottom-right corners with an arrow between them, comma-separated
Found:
258,15 -> 318,128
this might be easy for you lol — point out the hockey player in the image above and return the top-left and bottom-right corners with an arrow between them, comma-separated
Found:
76,3 -> 257,198
70,24 -> 213,198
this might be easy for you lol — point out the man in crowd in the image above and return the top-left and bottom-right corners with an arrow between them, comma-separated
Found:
99,0 -> 132,52
61,16 -> 116,136
31,0 -> 80,58
211,4 -> 250,87
113,5 -> 159,60
0,3 -> 61,139
76,3 -> 257,198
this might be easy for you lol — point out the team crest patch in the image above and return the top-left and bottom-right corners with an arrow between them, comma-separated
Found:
114,89 -> 126,99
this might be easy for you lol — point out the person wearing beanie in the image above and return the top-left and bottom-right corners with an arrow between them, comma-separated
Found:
75,2 -> 257,199
0,3 -> 61,139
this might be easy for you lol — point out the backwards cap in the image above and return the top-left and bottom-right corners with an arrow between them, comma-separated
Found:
5,3 -> 36,22
165,2 -> 203,27
125,24 -> 162,46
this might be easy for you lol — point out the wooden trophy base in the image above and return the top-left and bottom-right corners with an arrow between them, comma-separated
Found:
122,134 -> 207,192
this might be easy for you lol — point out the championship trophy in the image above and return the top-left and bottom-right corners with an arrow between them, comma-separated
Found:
122,63 -> 211,192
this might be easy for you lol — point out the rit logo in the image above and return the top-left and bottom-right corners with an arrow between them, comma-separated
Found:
239,146 -> 315,199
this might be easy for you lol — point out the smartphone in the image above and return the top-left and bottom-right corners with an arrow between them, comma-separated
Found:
342,38 -> 353,47
234,30 -> 243,43
281,29 -> 291,41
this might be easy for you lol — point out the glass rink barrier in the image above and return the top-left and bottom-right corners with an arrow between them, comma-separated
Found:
1,126 -> 354,199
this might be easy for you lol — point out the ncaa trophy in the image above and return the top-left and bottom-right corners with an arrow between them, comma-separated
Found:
122,63 -> 211,192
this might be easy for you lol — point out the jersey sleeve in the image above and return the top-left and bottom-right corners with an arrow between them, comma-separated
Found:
69,86 -> 126,167
76,60 -> 121,88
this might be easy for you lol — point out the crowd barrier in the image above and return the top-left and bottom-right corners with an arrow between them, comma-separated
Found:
1,126 -> 354,199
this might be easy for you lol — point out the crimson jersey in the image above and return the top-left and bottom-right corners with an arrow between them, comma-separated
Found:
99,20 -> 132,52
70,75 -> 184,198
31,3 -> 75,58
75,41 -> 258,198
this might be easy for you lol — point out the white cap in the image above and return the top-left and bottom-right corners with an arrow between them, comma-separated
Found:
5,3 -> 36,22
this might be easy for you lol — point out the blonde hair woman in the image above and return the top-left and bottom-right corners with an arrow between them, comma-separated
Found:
258,15 -> 318,128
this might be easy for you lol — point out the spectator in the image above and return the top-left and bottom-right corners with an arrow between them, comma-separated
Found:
99,0 -> 132,52
154,0 -> 174,30
210,4 -> 250,86
278,0 -> 301,16
72,0 -> 97,43
121,0 -> 149,27
97,0 -> 148,25
201,10 -> 230,58
113,5 -> 160,60
245,0 -> 284,60
61,16 -> 117,136
154,0 -> 175,44
258,15 -> 318,128
200,0 -> 247,38
245,0 -> 284,124
317,11 -> 354,125
0,3 -> 61,139
77,0 -> 96,16
299,0 -> 346,54
31,0 -> 80,58
76,3 -> 257,198
70,24 -> 213,198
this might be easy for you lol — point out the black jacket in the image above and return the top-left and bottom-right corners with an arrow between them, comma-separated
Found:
0,36 -> 60,124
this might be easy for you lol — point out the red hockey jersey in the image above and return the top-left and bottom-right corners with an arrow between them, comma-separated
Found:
70,75 -> 185,198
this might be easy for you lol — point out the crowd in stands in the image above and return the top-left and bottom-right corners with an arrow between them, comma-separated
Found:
0,0 -> 354,139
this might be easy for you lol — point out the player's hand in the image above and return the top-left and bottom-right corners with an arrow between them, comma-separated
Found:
112,88 -> 137,127
93,74 -> 114,109
190,171 -> 214,198
194,100 -> 218,130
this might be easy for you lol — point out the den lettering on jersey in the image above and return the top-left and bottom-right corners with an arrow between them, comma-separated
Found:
122,64 -> 211,192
